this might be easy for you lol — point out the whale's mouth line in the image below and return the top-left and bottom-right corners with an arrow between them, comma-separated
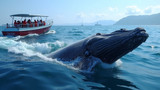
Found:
138,29 -> 147,35
135,30 -> 148,42
140,30 -> 146,33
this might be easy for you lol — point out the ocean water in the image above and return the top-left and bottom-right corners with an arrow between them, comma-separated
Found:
0,25 -> 160,90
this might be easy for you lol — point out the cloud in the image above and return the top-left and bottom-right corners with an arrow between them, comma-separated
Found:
125,5 -> 160,15
144,6 -> 160,14
76,12 -> 111,23
77,13 -> 107,19
126,6 -> 143,15
74,5 -> 160,24
144,7 -> 152,14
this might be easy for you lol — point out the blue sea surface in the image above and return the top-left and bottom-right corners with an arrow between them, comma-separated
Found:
0,25 -> 160,90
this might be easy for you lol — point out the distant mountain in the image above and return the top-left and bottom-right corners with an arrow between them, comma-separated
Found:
83,20 -> 116,26
115,13 -> 160,25
93,20 -> 116,25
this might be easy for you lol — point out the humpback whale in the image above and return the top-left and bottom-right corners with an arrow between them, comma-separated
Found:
49,27 -> 148,70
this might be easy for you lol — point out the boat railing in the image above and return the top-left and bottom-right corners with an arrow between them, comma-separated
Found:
5,20 -> 53,28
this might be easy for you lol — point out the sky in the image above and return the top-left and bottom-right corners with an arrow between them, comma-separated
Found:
0,0 -> 160,25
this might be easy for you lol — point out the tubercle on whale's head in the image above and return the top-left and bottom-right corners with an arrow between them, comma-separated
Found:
85,27 -> 149,64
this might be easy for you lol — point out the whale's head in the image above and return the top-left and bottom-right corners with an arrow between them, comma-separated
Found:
85,27 -> 149,64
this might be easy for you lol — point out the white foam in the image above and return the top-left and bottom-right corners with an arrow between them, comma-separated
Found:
61,56 -> 102,72
26,33 -> 39,37
8,43 -> 50,56
3,33 -> 40,41
0,36 -> 64,58
46,30 -> 56,34
151,45 -> 155,50
53,41 -> 65,47
100,59 -> 123,69
0,36 -> 78,71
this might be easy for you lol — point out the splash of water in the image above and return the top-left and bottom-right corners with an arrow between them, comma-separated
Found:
0,36 -> 64,59
60,56 -> 101,72
0,36 -> 77,70
99,59 -> 123,69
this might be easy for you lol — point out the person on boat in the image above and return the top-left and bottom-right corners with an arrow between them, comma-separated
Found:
26,19 -> 29,27
27,19 -> 30,24
14,20 -> 17,27
27,19 -> 32,27
34,20 -> 37,27
40,20 -> 43,26
30,20 -> 33,27
37,20 -> 41,26
17,20 -> 21,27
6,23 -> 9,28
24,19 -> 27,27
43,21 -> 46,26
22,21 -> 24,28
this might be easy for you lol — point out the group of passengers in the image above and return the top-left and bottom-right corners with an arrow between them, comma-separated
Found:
14,19 -> 46,28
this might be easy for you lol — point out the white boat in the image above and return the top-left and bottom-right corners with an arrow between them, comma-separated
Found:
2,14 -> 53,36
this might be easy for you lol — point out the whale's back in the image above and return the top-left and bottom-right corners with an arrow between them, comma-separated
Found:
49,39 -> 86,61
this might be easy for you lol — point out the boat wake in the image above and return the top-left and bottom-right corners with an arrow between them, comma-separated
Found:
0,36 -> 79,70
0,36 -> 62,59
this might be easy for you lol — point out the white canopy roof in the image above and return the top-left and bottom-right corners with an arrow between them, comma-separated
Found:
10,14 -> 48,17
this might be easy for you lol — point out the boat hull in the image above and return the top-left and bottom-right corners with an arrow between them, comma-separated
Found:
2,26 -> 51,36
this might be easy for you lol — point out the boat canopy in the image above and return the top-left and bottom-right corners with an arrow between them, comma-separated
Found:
10,14 -> 48,17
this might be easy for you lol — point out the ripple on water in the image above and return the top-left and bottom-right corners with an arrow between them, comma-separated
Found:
0,60 -> 106,90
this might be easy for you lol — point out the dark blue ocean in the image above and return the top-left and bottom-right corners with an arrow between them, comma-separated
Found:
0,25 -> 160,90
